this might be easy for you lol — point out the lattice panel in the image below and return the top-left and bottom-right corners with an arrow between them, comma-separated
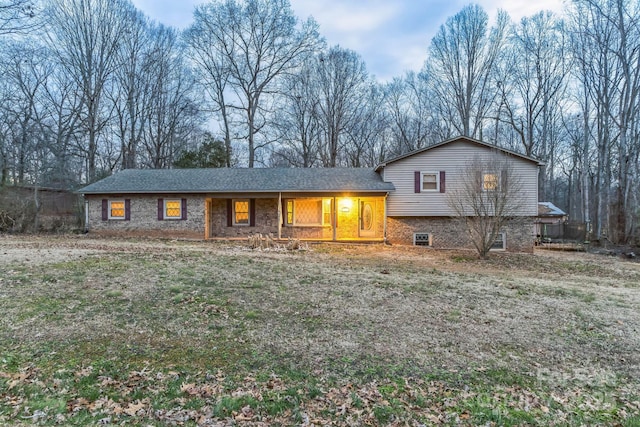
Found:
110,201 -> 124,218
165,200 -> 181,218
235,201 -> 249,224
295,199 -> 322,225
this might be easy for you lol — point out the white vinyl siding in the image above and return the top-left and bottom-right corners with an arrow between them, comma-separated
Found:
383,140 -> 539,217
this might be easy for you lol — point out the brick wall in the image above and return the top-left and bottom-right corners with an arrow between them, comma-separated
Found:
386,216 -> 535,253
87,195 -> 206,239
208,198 -> 279,238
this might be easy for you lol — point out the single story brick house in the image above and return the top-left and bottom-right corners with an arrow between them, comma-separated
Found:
78,136 -> 542,251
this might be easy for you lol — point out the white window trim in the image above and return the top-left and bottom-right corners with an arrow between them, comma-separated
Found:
288,198 -> 332,227
421,171 -> 440,192
490,232 -> 506,251
164,199 -> 183,220
108,200 -> 126,220
233,199 -> 250,226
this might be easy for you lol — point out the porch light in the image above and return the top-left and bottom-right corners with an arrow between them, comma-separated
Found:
340,198 -> 353,213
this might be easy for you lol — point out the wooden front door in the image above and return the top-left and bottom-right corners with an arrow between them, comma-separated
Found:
359,199 -> 376,238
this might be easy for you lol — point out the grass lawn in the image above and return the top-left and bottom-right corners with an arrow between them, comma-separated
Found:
1,235 -> 639,426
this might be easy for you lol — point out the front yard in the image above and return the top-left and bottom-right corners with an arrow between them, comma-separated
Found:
1,235 -> 639,425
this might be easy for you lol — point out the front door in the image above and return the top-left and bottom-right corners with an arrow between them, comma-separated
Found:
359,199 -> 376,237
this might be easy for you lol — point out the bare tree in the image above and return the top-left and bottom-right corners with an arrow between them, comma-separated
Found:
315,46 -> 370,167
569,0 -> 640,243
141,24 -> 200,169
185,6 -> 235,167
501,12 -> 569,202
428,4 -> 508,138
0,0 -> 37,36
447,152 -> 525,258
343,83 -> 387,167
3,41 -> 51,184
45,0 -> 132,181
109,8 -> 151,170
384,71 -> 436,156
270,60 -> 322,167
187,0 -> 320,167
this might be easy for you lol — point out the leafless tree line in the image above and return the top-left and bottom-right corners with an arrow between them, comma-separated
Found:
1,0 -> 639,243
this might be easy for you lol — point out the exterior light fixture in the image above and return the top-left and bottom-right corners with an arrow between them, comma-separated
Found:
340,198 -> 353,213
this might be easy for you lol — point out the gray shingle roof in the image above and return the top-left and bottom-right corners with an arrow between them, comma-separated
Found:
77,168 -> 395,195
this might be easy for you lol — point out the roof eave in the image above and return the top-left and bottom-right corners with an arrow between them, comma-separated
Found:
376,136 -> 544,169
81,188 -> 394,195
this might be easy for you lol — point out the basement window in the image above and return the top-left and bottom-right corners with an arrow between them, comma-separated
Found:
490,232 -> 506,251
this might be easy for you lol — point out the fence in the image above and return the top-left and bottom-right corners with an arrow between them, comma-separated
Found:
537,221 -> 589,243
0,186 -> 82,232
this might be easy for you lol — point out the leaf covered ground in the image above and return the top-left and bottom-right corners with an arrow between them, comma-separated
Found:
0,235 -> 639,426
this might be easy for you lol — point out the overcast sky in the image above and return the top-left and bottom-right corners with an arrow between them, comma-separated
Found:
130,0 -> 567,82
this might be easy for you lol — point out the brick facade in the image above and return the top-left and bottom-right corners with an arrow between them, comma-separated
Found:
87,195 -> 386,241
87,195 -> 534,251
86,195 -> 206,239
386,216 -> 535,253
207,198 -> 280,238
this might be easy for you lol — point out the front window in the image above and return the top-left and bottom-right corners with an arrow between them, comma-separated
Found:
285,198 -> 332,226
421,172 -> 439,191
483,173 -> 499,191
286,200 -> 294,225
164,199 -> 182,219
234,199 -> 249,225
109,200 -> 125,219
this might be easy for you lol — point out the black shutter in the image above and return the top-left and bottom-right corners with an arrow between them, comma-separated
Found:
414,171 -> 421,193
181,198 -> 187,220
124,199 -> 131,221
157,199 -> 164,220
226,199 -> 233,227
101,199 -> 108,221
501,170 -> 508,191
439,171 -> 446,193
281,198 -> 287,225
249,199 -> 256,227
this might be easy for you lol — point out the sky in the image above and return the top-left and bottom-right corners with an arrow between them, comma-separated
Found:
130,0 -> 566,82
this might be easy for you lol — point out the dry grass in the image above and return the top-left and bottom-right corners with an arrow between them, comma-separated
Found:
1,235 -> 639,425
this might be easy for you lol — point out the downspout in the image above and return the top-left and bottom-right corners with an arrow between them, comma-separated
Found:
277,192 -> 282,240
84,196 -> 89,233
383,192 -> 388,244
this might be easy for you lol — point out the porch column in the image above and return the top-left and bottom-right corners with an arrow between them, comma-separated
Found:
332,196 -> 337,241
84,198 -> 89,233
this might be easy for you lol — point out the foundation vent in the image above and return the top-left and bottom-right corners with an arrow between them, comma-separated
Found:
413,232 -> 432,247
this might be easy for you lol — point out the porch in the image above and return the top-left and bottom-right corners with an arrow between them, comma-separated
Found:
204,193 -> 386,242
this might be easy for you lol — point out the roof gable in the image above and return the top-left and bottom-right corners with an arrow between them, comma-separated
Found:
78,168 -> 395,195
375,136 -> 543,171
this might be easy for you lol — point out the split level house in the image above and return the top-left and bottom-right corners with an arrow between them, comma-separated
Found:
78,136 -> 542,252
